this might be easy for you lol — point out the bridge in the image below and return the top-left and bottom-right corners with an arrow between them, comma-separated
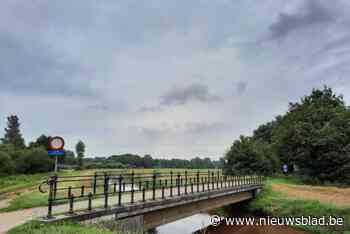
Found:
39,170 -> 264,230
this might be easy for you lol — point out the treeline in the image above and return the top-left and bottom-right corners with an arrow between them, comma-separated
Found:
223,86 -> 350,185
84,154 -> 221,169
0,115 -> 84,175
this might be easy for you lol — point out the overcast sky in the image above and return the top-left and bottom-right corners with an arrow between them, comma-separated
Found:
1,0 -> 350,159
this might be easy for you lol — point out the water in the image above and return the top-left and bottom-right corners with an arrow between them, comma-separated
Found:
146,214 -> 211,234
146,203 -> 310,234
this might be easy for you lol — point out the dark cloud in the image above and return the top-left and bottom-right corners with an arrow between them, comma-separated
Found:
269,0 -> 333,39
160,83 -> 220,106
0,33 -> 91,96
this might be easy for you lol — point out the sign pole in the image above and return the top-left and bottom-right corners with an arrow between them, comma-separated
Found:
54,155 -> 58,173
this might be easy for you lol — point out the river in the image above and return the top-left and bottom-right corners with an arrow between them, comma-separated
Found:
145,202 -> 310,234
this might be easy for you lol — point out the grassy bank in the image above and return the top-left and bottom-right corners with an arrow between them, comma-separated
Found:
8,221 -> 116,234
248,178 -> 350,234
8,220 -> 144,234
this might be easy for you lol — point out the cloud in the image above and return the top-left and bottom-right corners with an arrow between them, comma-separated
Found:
269,0 -> 333,39
160,83 -> 220,106
0,33 -> 91,97
236,81 -> 247,95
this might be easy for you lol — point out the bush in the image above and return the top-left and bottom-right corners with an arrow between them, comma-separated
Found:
0,151 -> 15,175
14,148 -> 54,174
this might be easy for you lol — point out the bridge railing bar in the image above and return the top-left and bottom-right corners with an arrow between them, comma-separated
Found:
41,170 -> 264,219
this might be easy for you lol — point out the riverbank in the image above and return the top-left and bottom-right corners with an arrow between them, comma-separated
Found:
248,177 -> 350,234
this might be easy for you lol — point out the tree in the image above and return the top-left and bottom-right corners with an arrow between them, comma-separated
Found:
28,135 -> 50,150
273,86 -> 350,183
224,135 -> 279,176
75,140 -> 86,169
143,154 -> 154,168
64,150 -> 76,165
14,148 -> 54,174
0,151 -> 15,175
1,115 -> 25,148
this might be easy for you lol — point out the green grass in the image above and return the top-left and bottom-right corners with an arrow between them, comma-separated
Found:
8,221 -> 116,234
0,192 -> 49,212
0,173 -> 51,195
249,178 -> 350,234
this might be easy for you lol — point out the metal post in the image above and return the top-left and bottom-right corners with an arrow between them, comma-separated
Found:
170,171 -> 173,197
131,171 -> 134,204
217,171 -> 219,189
47,177 -> 54,219
177,173 -> 181,196
118,175 -> 122,206
88,192 -> 92,211
142,187 -> 146,202
162,186 -> 165,199
196,171 -> 200,192
54,155 -> 58,173
191,182 -> 193,194
81,186 -> 85,197
104,175 -> 109,209
152,172 -> 156,200
202,178 -> 205,192
93,173 -> 97,194
185,171 -> 188,195
53,175 -> 57,199
69,194 -> 74,214
212,172 -> 215,190
68,186 -> 72,198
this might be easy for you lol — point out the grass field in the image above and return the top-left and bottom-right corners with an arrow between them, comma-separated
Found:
249,177 -> 350,234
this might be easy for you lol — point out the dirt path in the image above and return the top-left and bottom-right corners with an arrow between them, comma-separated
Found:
272,183 -> 350,208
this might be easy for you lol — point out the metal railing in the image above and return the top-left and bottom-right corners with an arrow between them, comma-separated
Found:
39,170 -> 264,219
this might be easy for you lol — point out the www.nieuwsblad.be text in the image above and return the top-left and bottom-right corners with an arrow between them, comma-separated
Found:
209,215 -> 344,227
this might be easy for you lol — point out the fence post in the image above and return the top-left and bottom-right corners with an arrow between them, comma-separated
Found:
177,172 -> 181,196
104,175 -> 109,209
170,171 -> 173,197
93,172 -> 97,194
81,186 -> 85,197
47,177 -> 55,219
185,170 -> 188,195
202,177 -> 205,192
162,186 -> 165,199
118,175 -> 122,206
69,194 -> 74,214
131,171 -> 134,204
142,187 -> 146,202
196,171 -> 200,192
212,172 -> 215,190
152,171 -> 156,200
217,171 -> 219,189
88,192 -> 92,211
